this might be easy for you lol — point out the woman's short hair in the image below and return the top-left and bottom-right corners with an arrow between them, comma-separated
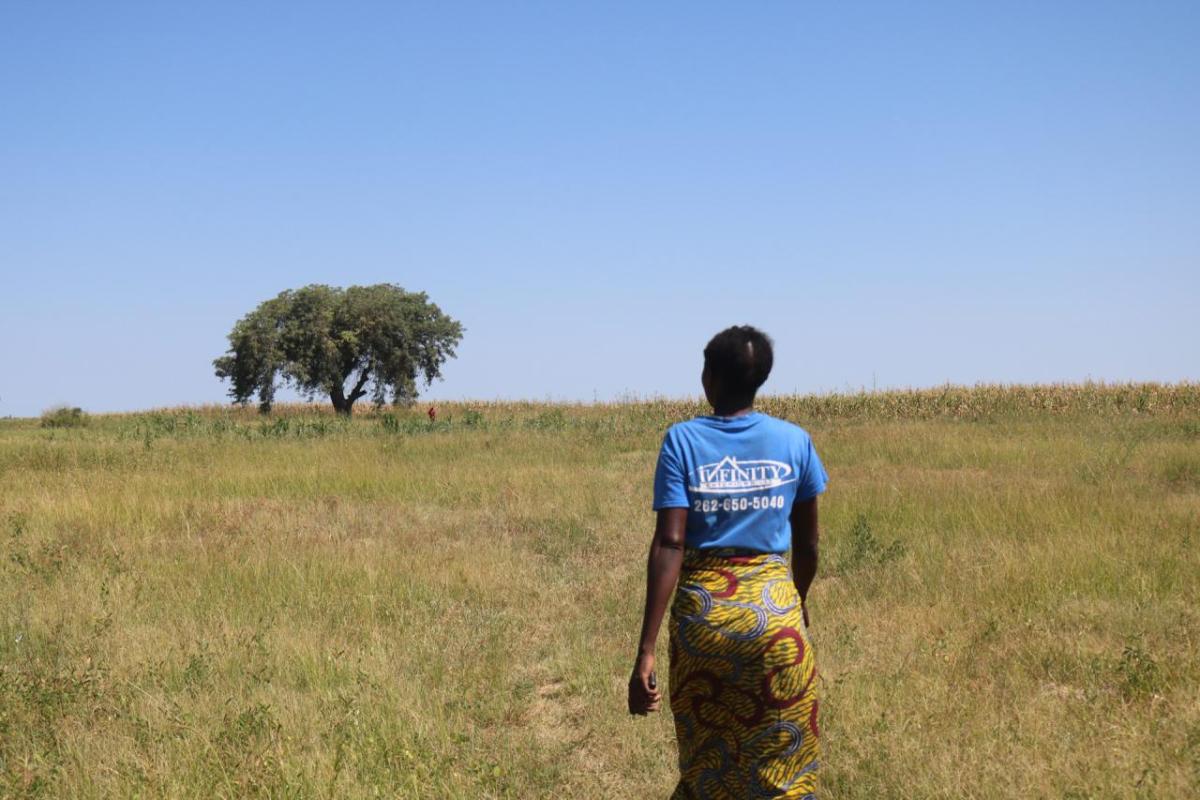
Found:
704,325 -> 774,399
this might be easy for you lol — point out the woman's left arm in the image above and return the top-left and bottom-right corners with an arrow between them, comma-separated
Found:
628,507 -> 688,715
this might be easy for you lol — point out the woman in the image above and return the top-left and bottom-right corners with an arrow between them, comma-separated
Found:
628,325 -> 827,799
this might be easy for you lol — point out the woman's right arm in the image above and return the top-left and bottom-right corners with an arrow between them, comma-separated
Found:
790,496 -> 820,628
628,507 -> 688,715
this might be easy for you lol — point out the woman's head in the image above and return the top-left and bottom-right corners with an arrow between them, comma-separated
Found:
702,325 -> 774,411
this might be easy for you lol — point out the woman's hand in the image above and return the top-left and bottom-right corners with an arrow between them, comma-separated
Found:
627,652 -> 662,715
630,509 -> 685,716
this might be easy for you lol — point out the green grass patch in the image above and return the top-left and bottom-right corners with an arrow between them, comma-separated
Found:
1,384 -> 1197,797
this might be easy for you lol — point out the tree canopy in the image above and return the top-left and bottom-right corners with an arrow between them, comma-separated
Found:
213,284 -> 463,415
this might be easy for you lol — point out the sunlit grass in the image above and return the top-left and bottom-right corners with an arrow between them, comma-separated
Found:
2,383 -> 1197,797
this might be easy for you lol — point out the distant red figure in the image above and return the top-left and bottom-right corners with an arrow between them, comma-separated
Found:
428,406 -> 437,422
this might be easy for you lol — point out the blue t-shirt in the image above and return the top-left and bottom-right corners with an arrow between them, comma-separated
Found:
652,411 -> 828,553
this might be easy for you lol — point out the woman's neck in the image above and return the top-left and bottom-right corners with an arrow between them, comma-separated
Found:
710,401 -> 754,418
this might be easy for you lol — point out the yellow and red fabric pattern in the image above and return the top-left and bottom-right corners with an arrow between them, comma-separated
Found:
668,549 -> 819,799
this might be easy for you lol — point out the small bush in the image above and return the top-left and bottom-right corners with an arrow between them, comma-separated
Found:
835,514 -> 906,574
40,406 -> 89,428
1118,641 -> 1162,699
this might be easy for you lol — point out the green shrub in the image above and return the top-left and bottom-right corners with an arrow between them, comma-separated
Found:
835,514 -> 906,575
40,406 -> 89,428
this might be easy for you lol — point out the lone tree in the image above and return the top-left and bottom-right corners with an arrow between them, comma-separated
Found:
214,284 -> 463,415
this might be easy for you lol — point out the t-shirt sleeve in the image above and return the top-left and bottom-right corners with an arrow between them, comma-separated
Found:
652,430 -> 690,510
796,435 -> 829,501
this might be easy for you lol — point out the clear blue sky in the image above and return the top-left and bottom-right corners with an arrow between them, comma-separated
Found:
2,2 -> 1197,417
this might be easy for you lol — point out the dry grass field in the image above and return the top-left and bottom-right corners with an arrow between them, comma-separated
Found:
2,384 -> 1198,798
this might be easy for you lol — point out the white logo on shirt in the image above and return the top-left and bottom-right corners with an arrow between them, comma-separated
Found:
689,456 -> 796,495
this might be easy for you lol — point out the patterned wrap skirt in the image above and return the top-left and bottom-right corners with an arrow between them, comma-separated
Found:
668,548 -> 819,799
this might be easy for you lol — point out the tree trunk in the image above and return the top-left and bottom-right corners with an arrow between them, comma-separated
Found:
331,366 -> 371,417
330,385 -> 353,416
